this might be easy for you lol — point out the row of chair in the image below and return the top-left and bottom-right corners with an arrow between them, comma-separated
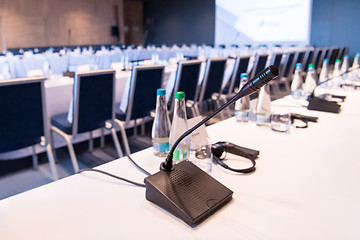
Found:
0,45 -> 348,181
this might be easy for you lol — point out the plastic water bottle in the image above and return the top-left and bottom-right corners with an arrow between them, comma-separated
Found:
291,63 -> 303,98
319,59 -> 329,83
303,64 -> 317,98
350,53 -> 360,80
2,61 -> 11,79
169,92 -> 190,163
341,55 -> 349,80
152,89 -> 171,157
332,59 -> 342,88
235,73 -> 250,122
43,58 -> 52,78
255,83 -> 271,126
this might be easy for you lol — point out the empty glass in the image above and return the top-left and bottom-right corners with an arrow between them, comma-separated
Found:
271,108 -> 291,132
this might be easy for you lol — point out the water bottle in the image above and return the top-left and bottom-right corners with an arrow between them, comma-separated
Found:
152,89 -> 171,157
2,61 -> 11,79
169,92 -> 190,163
291,63 -> 303,98
341,55 -> 349,81
302,64 -> 317,98
255,83 -> 271,126
332,59 -> 342,88
235,73 -> 250,122
43,58 -> 52,78
319,59 -> 329,83
350,53 -> 360,80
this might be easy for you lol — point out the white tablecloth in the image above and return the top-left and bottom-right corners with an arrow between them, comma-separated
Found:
0,90 -> 359,239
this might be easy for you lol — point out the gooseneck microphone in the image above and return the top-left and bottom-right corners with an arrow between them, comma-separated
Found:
144,65 -> 278,227
161,65 -> 279,171
307,66 -> 360,113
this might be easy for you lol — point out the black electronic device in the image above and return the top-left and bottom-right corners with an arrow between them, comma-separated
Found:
307,66 -> 359,113
144,65 -> 279,227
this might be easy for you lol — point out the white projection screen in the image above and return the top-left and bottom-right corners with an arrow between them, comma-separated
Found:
215,0 -> 312,46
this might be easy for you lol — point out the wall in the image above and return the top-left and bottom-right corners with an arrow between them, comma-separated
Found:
124,0 -> 144,45
0,0 -> 125,48
143,0 -> 215,46
310,0 -> 360,58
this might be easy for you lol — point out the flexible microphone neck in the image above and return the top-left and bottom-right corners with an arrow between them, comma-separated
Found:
310,66 -> 360,98
161,65 -> 279,171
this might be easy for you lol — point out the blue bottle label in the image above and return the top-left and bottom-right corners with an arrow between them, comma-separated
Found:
153,142 -> 170,153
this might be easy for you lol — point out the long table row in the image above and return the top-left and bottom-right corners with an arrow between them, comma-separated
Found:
0,89 -> 359,239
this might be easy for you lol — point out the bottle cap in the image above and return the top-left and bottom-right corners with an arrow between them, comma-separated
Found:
344,55 -> 349,58
308,64 -> 314,69
355,53 -> 360,58
240,73 -> 247,78
175,91 -> 185,99
296,63 -> 302,69
324,58 -> 329,62
335,59 -> 341,63
157,88 -> 166,96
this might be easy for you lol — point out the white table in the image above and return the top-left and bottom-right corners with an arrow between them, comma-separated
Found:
1,90 -> 359,239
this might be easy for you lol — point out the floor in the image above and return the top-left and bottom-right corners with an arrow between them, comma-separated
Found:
0,132 -> 153,200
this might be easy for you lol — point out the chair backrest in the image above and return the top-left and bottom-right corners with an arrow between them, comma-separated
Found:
282,52 -> 296,79
170,60 -> 202,111
72,69 -> 115,136
228,56 -> 250,94
126,65 -> 164,123
312,48 -> 323,73
0,77 -> 48,153
329,47 -> 340,67
249,54 -> 269,79
198,58 -> 227,103
302,50 -> 315,72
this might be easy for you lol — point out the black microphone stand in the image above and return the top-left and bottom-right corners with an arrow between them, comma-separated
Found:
307,66 -> 360,113
144,65 -> 278,227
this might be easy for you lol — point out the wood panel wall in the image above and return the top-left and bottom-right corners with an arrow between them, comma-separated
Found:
0,0 -> 129,48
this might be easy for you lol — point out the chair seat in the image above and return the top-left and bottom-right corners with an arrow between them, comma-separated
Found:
0,137 -> 41,153
115,103 -> 126,121
51,113 -> 73,134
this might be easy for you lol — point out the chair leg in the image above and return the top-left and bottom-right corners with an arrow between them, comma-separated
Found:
110,127 -> 123,158
50,128 -> 57,161
100,128 -> 105,148
89,131 -> 93,153
45,143 -> 59,180
31,145 -> 38,170
133,119 -> 138,137
51,126 -> 80,173
114,119 -> 131,155
141,120 -> 145,136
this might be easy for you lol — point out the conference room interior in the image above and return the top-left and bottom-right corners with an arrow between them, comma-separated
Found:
0,0 -> 359,218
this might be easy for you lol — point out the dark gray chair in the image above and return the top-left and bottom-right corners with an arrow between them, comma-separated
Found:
0,77 -> 58,180
197,58 -> 227,116
115,65 -> 164,146
51,69 -> 123,173
169,60 -> 202,116
227,55 -> 250,96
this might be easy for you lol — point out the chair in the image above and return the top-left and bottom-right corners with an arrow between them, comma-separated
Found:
51,69 -> 123,173
227,55 -> 250,97
0,77 -> 58,180
115,65 -> 164,151
302,49 -> 315,72
268,52 -> 284,99
276,51 -> 296,97
197,58 -> 227,116
169,60 -> 202,116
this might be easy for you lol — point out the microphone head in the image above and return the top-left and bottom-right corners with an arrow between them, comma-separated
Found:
249,65 -> 279,91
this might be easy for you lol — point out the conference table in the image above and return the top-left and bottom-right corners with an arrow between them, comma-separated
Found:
1,88 -> 359,239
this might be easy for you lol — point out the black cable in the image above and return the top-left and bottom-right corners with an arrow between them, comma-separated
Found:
127,155 -> 151,176
78,168 -> 146,187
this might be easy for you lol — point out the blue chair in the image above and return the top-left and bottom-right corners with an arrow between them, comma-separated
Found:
51,69 -> 123,173
115,65 -> 164,148
197,58 -> 227,116
0,77 -> 58,180
169,60 -> 202,116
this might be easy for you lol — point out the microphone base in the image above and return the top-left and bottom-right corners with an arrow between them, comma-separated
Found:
144,160 -> 233,227
307,95 -> 341,113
